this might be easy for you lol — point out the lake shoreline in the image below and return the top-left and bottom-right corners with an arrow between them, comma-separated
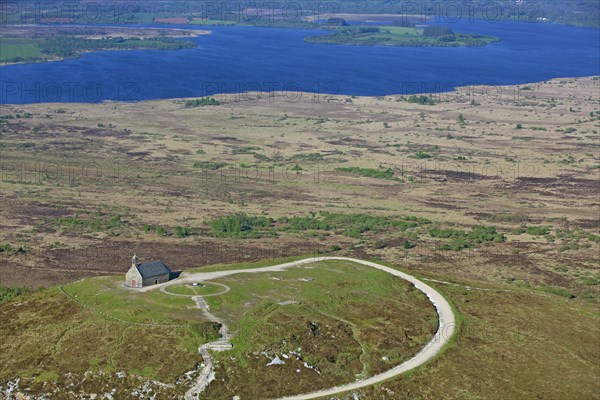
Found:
1,21 -> 597,104
0,25 -> 211,66
3,75 -> 596,106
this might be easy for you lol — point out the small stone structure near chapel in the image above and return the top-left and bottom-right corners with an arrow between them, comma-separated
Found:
125,255 -> 172,288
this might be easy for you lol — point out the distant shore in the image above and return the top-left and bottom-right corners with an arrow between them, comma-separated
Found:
0,25 -> 211,66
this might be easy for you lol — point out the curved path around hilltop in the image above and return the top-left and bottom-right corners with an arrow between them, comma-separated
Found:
147,257 -> 456,400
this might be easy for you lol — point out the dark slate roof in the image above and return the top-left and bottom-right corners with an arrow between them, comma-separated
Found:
136,260 -> 171,278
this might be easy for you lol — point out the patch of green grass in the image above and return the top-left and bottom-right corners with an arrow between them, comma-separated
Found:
205,211 -> 428,240
279,212 -> 424,239
164,284 -> 197,296
131,366 -> 157,378
380,26 -> 422,35
34,370 -> 59,383
174,226 -> 190,237
209,212 -> 275,238
56,214 -> 123,232
164,282 -> 223,296
290,152 -> 326,161
337,166 -> 398,180
580,276 -> 600,286
512,136 -> 533,141
188,255 -> 312,274
185,97 -> 221,107
192,161 -> 227,170
429,225 -> 506,250
62,276 -> 206,325
0,285 -> 29,303
407,95 -> 436,105
0,37 -> 43,62
536,285 -> 577,298
414,151 -> 432,159
0,244 -> 27,255
526,226 -> 551,236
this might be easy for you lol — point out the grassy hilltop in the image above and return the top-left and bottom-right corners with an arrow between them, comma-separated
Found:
0,258 -> 438,398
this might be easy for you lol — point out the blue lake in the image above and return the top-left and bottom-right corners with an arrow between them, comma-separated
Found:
1,20 -> 598,104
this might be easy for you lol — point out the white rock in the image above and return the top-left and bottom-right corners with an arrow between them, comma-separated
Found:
266,356 -> 285,366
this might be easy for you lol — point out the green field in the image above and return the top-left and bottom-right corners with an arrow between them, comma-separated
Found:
0,35 -> 195,64
0,37 -> 43,62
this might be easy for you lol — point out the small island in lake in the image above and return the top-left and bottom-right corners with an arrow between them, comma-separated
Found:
306,23 -> 500,47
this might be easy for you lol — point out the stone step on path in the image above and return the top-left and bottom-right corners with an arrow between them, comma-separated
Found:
185,296 -> 233,400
